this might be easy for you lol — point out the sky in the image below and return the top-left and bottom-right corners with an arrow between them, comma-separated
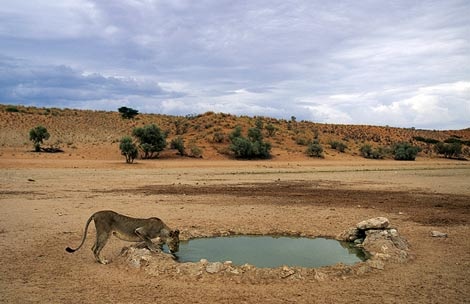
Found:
1,0 -> 469,130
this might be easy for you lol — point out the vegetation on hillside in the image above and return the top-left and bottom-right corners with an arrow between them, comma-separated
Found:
1,104 -> 469,161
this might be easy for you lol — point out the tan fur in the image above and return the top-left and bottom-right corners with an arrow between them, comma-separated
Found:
66,210 -> 180,264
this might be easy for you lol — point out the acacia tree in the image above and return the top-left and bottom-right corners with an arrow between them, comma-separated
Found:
119,136 -> 138,163
132,124 -> 167,159
29,125 -> 50,152
118,106 -> 139,119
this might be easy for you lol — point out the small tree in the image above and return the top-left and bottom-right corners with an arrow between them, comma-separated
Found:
119,136 -> 138,163
29,125 -> 50,152
118,106 -> 139,119
132,124 -> 167,159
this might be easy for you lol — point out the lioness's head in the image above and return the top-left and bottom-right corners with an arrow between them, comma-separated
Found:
166,229 -> 180,253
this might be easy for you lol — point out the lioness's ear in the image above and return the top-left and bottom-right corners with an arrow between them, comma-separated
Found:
174,229 -> 180,236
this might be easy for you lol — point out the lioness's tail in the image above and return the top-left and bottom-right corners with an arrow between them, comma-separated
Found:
65,214 -> 94,253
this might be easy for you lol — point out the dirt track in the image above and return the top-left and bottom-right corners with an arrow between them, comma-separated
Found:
0,158 -> 469,303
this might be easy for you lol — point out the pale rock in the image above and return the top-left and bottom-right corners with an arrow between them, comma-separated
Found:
314,270 -> 328,281
357,217 -> 390,230
205,262 -> 224,274
431,231 -> 448,238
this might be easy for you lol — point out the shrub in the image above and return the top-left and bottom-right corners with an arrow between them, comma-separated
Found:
118,106 -> 139,119
435,142 -> 462,158
132,124 -> 167,159
229,125 -> 243,141
330,140 -> 347,152
229,126 -> 271,159
212,132 -> 225,143
444,137 -> 470,146
265,123 -> 276,137
359,144 -> 387,159
392,142 -> 420,161
6,106 -> 19,112
174,118 -> 189,135
170,137 -> 185,156
306,140 -> 324,158
295,136 -> 309,146
189,145 -> 203,158
29,126 -> 50,152
413,136 -> 439,144
119,136 -> 138,163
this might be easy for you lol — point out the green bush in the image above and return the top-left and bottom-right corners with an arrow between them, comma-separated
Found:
359,144 -> 387,159
330,140 -> 347,152
6,106 -> 19,112
444,137 -> 470,146
435,142 -> 462,158
392,142 -> 420,161
413,136 -> 439,144
229,126 -> 271,159
132,124 -> 167,159
295,136 -> 309,146
306,140 -> 324,158
119,136 -> 138,163
29,126 -> 50,152
170,137 -> 185,156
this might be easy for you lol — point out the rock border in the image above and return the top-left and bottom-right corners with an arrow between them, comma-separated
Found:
119,217 -> 412,282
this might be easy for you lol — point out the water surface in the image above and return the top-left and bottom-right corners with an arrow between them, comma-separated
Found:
173,236 -> 369,268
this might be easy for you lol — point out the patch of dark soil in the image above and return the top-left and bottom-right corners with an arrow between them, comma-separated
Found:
100,181 -> 470,226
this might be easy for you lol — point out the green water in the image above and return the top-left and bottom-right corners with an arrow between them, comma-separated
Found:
172,236 -> 369,268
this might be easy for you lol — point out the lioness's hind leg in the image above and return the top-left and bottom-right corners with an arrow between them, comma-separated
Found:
93,231 -> 111,264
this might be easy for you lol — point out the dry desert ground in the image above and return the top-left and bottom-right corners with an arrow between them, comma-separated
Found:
0,154 -> 469,303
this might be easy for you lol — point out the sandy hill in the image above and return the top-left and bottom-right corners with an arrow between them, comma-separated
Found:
1,104 -> 469,161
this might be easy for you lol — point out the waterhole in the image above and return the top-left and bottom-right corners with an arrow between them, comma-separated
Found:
172,236 -> 369,268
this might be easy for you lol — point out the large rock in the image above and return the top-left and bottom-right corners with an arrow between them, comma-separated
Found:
356,217 -> 390,230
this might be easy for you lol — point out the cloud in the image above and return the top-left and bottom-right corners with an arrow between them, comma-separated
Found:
0,1 -> 469,129
0,56 -> 181,109
372,82 -> 470,129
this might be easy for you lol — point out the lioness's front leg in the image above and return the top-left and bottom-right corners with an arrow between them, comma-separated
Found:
134,227 -> 161,253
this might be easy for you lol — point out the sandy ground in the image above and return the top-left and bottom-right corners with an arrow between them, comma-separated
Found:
0,157 -> 469,303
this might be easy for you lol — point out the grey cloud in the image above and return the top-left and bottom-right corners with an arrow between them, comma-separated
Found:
0,56 -> 181,107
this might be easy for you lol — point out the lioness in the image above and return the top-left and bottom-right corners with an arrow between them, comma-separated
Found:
66,210 -> 180,264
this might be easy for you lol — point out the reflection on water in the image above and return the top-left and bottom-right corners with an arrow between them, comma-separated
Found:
172,235 -> 369,268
